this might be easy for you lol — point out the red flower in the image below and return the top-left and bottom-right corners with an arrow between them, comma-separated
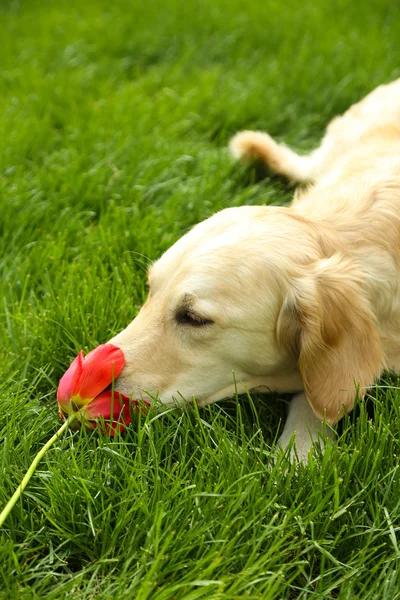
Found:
57,344 -> 134,435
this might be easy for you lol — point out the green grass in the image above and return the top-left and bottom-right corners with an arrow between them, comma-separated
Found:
1,0 -> 400,597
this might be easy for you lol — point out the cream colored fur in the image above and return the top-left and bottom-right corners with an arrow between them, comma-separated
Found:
111,79 -> 400,461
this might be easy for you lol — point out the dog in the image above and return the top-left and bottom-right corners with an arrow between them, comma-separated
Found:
109,78 -> 400,460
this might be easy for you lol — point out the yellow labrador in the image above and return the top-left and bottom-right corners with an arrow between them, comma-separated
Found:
110,79 -> 400,460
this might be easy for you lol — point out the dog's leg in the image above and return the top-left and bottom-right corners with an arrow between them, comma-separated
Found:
278,393 -> 333,462
229,130 -> 317,183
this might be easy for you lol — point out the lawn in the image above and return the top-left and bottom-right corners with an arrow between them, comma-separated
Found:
1,0 -> 400,597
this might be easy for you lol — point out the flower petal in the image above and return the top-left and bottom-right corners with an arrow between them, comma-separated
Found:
76,344 -> 125,401
82,390 -> 132,435
57,350 -> 84,405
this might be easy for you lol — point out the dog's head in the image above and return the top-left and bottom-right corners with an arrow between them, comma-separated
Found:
109,205 -> 383,422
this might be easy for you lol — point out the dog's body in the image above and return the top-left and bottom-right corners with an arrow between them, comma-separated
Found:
111,79 -> 400,460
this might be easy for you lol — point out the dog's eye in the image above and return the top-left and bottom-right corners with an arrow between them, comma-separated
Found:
175,309 -> 214,327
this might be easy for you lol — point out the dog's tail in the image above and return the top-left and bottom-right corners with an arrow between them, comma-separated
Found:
229,130 -> 313,183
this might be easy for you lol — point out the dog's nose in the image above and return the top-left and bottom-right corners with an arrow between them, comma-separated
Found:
57,344 -> 126,412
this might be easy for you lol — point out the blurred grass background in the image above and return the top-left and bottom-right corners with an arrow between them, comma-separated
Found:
1,0 -> 400,598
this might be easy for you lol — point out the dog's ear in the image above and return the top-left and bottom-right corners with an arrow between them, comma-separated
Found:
277,254 -> 384,423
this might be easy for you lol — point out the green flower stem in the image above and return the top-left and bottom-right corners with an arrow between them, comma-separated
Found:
0,413 -> 78,528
